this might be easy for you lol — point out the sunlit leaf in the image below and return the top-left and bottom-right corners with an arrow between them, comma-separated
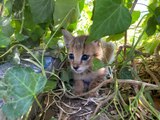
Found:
131,11 -> 140,24
93,58 -> 105,71
144,39 -> 160,54
89,0 -> 131,41
106,33 -> 124,41
2,66 -> 47,119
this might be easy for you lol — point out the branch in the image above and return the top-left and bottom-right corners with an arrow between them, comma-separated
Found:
65,78 -> 159,98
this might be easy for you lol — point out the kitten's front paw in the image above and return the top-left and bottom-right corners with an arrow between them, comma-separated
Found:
98,67 -> 107,77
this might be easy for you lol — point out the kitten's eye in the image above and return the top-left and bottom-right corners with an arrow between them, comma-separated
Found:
81,54 -> 90,61
69,53 -> 74,60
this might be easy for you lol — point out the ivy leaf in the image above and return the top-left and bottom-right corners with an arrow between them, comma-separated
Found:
54,0 -> 80,28
2,66 -> 47,119
93,58 -> 105,71
89,0 -> 131,41
0,17 -> 14,37
15,33 -> 29,42
43,80 -> 57,92
0,33 -> 10,48
106,33 -> 124,41
2,24 -> 14,37
28,0 -> 54,23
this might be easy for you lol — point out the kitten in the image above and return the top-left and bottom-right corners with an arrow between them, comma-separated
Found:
62,29 -> 114,96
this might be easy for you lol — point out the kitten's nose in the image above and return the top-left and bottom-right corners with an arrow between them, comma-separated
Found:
73,66 -> 79,70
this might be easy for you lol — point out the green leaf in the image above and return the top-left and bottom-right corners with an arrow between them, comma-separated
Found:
12,0 -> 23,12
0,33 -> 10,47
144,39 -> 160,54
79,0 -> 85,12
0,81 -> 8,98
146,16 -> 157,36
4,0 -> 13,15
2,66 -> 47,119
44,80 -> 57,92
15,33 -> 29,42
0,17 -> 14,37
106,33 -> 124,41
131,11 -> 140,24
154,7 -> 160,24
93,58 -> 105,71
2,23 -> 14,37
118,66 -> 134,79
23,6 -> 37,30
28,0 -> 54,23
89,0 -> 131,41
61,70 -> 70,82
29,25 -> 45,41
53,0 -> 80,28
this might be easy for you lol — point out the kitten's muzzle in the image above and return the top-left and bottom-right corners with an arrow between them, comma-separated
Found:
73,66 -> 79,70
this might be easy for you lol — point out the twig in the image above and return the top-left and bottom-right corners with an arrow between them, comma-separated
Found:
130,0 -> 138,14
124,31 -> 127,60
93,92 -> 115,116
77,111 -> 93,117
65,78 -> 159,98
145,66 -> 160,86
124,0 -> 138,60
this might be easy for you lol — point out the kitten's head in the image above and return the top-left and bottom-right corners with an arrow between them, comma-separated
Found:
62,29 -> 101,74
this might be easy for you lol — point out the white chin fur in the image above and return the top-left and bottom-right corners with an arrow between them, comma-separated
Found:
71,66 -> 88,74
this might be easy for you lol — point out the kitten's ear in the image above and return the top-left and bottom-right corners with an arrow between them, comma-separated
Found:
92,40 -> 101,47
61,29 -> 74,48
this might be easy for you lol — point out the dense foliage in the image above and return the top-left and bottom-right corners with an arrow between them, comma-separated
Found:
0,0 -> 160,119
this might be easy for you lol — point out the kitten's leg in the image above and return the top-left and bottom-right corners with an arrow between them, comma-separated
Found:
88,76 -> 104,97
74,80 -> 84,95
88,67 -> 113,97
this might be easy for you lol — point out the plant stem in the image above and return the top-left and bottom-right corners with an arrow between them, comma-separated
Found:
20,0 -> 26,34
0,44 -> 42,67
130,0 -> 138,14
41,8 -> 76,77
34,95 -> 43,111
124,0 -> 138,60
124,31 -> 127,60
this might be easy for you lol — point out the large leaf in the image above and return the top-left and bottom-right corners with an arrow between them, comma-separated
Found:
53,0 -> 80,28
0,33 -> 10,47
2,66 -> 47,119
89,0 -> 132,41
28,0 -> 54,23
